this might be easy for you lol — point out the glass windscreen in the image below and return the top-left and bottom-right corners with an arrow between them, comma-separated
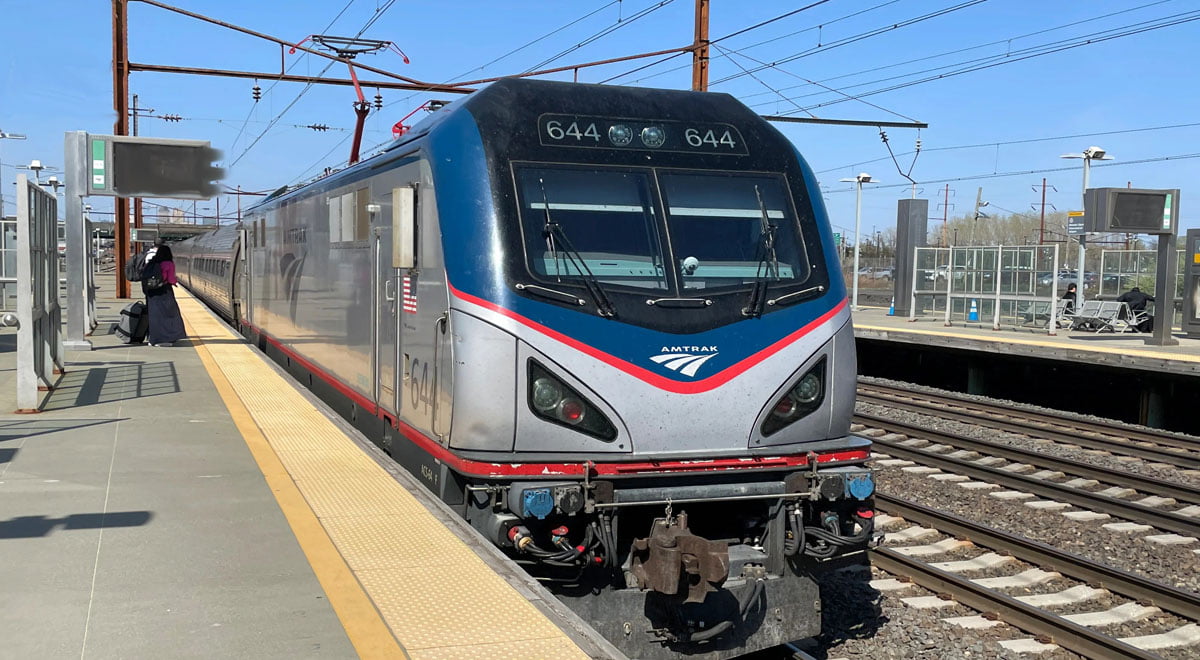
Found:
515,166 -> 667,290
659,172 -> 808,290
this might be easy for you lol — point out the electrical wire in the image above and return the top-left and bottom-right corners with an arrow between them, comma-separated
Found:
781,10 -> 1200,115
741,0 -> 1177,103
816,121 -> 1200,174
229,0 -> 398,168
708,0 -> 990,88
228,0 -> 359,157
822,152 -> 1200,193
520,0 -> 677,74
601,0 -> 900,85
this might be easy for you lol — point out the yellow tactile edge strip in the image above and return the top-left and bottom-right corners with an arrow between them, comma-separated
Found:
177,290 -> 590,660
856,322 -> 1200,363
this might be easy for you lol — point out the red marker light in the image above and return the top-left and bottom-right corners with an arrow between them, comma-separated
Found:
559,399 -> 585,425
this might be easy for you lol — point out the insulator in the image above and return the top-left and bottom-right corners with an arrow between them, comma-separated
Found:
373,92 -> 383,111
252,84 -> 262,102
915,138 -> 923,151
879,130 -> 888,142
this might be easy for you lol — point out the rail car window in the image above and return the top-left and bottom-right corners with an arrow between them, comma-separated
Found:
327,189 -> 371,244
659,172 -> 809,290
514,166 -> 667,290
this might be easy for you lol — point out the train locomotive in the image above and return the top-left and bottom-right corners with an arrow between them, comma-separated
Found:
176,78 -> 874,659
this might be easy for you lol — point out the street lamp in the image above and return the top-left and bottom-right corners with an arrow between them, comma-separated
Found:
1060,146 -> 1114,305
0,129 -> 27,218
16,159 -> 56,184
839,172 -> 877,310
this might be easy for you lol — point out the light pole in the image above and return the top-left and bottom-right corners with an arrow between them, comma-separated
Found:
1060,146 -> 1113,306
840,172 -> 876,310
0,129 -> 27,218
16,159 -> 56,185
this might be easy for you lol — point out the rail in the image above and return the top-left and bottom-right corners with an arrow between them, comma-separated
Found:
859,381 -> 1200,460
862,417 -> 1200,537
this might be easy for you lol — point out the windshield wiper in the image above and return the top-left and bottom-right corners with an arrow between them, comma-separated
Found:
742,185 -> 780,317
537,178 -> 617,318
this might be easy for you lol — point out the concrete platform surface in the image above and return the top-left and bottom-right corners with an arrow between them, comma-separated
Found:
852,304 -> 1200,377
0,273 -> 620,660
0,292 -> 355,658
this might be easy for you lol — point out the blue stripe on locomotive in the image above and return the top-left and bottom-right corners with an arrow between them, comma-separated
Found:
427,107 -> 849,383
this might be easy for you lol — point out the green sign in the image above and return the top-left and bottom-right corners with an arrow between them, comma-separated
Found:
91,139 -> 105,190
833,232 -> 842,246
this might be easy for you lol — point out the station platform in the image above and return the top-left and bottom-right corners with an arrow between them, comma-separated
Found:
0,282 -> 622,659
852,305 -> 1200,378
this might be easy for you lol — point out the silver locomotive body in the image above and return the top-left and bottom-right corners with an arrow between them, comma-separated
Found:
179,79 -> 873,659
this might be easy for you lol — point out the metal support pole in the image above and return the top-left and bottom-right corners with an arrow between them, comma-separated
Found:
113,0 -> 131,298
64,131 -> 93,350
1148,200 -> 1181,346
851,181 -> 863,310
1039,178 -> 1047,245
993,246 -> 1002,331
1049,245 -> 1060,335
1076,159 -> 1089,307
943,248 -> 955,327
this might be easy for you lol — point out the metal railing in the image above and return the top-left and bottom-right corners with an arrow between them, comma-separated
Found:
10,175 -> 64,412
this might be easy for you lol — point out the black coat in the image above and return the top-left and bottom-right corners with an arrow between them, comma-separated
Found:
1117,289 -> 1154,312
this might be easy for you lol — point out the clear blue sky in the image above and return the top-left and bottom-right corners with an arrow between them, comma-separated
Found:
2,0 -> 1197,241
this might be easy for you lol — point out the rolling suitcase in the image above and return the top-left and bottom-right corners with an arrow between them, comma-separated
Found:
116,301 -> 150,344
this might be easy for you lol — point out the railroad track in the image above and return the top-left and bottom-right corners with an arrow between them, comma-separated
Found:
856,413 -> 1200,538
871,494 -> 1200,659
857,382 -> 1200,470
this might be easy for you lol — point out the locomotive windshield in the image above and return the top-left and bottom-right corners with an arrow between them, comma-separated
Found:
659,172 -> 807,290
516,166 -> 668,290
513,165 -> 811,297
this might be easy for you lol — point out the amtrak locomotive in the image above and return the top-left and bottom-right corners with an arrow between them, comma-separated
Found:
176,78 -> 874,659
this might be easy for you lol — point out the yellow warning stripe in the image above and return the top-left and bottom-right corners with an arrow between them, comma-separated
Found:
183,298 -> 408,659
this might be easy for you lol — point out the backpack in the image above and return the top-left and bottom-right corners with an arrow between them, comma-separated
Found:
142,262 -> 166,292
125,251 -> 149,282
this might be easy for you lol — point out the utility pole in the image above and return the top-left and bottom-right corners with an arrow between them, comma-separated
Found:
969,187 -> 987,246
942,184 -> 949,247
691,0 -> 710,91
112,0 -> 131,297
1039,178 -> 1046,245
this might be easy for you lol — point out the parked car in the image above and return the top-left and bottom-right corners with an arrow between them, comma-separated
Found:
925,265 -> 966,282
858,266 -> 893,281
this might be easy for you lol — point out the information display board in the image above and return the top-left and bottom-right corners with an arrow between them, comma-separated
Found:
85,134 -> 223,200
1084,187 -> 1178,235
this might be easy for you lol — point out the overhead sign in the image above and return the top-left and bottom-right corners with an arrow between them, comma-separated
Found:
1084,187 -> 1179,235
80,134 -> 224,200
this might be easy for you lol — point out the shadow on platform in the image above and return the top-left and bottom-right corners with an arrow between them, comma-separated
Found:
41,362 -> 180,411
0,511 -> 154,538
0,418 -> 126,442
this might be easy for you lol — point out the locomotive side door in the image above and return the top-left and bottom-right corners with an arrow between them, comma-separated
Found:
373,221 -> 398,416
396,160 -> 453,448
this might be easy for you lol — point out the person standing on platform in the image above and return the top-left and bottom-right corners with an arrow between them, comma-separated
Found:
143,240 -> 186,347
1062,282 -> 1077,314
1117,286 -> 1155,332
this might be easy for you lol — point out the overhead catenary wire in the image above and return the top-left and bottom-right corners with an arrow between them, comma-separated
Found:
778,9 -> 1200,115
520,0 -> 678,74
816,121 -> 1200,175
708,0 -> 990,88
229,0 -> 399,168
602,0 -> 900,85
740,0 -> 1176,104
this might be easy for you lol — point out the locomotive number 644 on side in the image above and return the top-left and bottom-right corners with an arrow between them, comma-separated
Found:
176,78 -> 875,660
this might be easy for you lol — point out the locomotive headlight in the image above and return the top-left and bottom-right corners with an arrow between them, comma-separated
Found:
640,126 -> 666,148
527,360 -> 618,441
762,359 -> 827,436
608,124 -> 633,146
795,373 -> 821,404
532,377 -> 563,412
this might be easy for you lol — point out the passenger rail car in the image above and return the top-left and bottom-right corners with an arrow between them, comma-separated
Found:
179,78 -> 874,660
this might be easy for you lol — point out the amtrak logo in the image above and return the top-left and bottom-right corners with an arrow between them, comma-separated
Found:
649,346 -> 719,378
